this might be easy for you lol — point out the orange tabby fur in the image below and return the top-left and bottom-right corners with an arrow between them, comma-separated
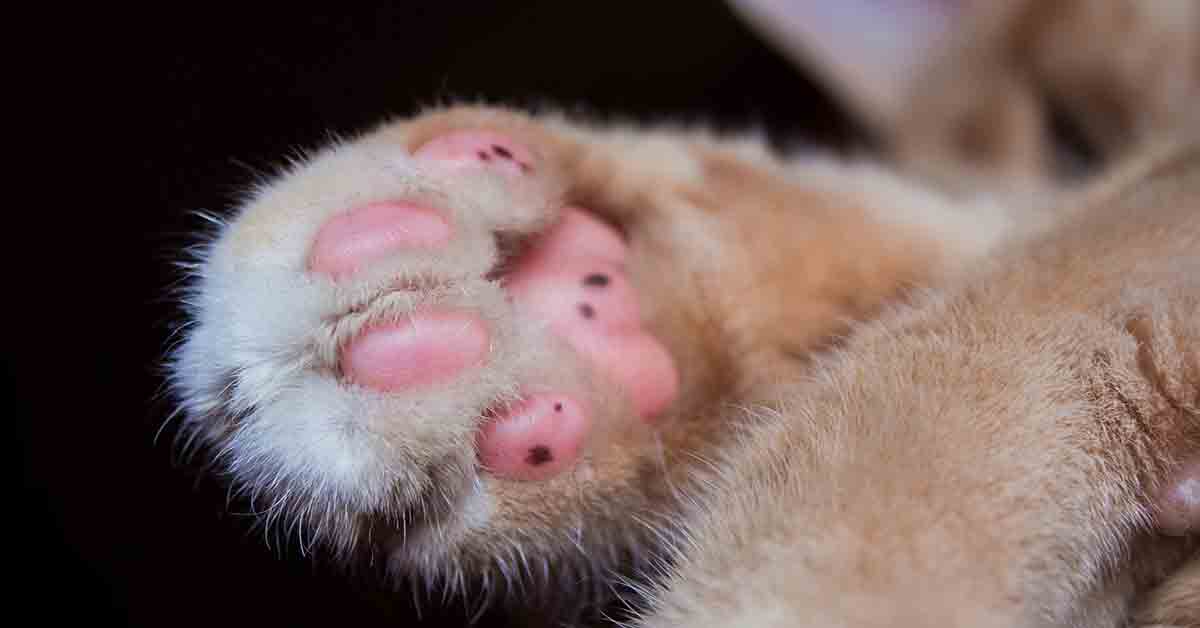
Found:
169,2 -> 1199,625
638,137 -> 1200,628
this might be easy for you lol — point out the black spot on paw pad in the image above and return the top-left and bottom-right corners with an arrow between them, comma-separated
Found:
583,273 -> 610,287
526,445 -> 553,466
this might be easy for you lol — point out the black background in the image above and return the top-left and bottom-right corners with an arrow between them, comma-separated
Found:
18,3 -> 857,626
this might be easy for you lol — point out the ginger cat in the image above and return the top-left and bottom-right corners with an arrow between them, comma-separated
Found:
168,2 -> 1199,625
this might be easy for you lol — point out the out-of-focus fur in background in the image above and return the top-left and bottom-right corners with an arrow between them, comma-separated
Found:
732,0 -> 1200,192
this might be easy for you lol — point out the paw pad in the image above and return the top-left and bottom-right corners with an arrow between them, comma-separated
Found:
305,130 -> 679,487
476,394 -> 590,481
341,310 -> 489,391
1158,457 -> 1200,535
309,202 -> 451,278
414,129 -> 536,177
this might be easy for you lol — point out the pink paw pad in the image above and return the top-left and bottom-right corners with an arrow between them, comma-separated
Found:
1157,457 -> 1200,535
506,208 -> 680,422
309,202 -> 451,278
342,310 -> 489,391
413,129 -> 536,176
477,394 -> 590,481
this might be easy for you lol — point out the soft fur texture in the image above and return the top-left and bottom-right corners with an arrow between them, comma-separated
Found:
168,2 -> 1199,625
170,106 -> 1025,610
637,139 -> 1200,627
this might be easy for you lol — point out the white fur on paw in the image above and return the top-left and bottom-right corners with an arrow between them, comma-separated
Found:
170,133 -> 565,547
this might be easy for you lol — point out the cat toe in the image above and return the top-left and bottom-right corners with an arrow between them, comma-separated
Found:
309,202 -> 452,278
414,129 -> 537,177
476,394 -> 591,481
341,310 -> 490,392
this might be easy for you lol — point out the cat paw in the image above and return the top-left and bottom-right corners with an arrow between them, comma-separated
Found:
170,108 -> 680,563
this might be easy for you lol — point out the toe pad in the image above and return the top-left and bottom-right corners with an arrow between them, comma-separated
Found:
477,394 -> 590,481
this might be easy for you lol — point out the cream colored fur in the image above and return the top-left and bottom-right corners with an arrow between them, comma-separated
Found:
170,105 -> 1199,625
169,2 -> 1200,624
171,105 -> 1027,598
637,140 -> 1200,627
